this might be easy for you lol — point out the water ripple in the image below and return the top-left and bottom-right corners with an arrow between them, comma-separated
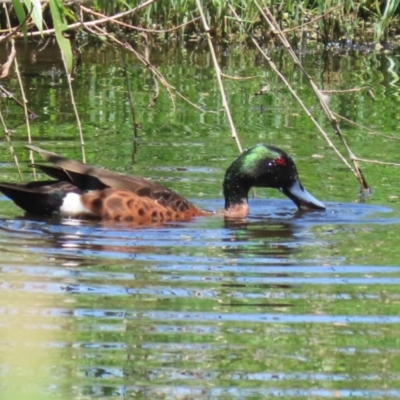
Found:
0,200 -> 399,398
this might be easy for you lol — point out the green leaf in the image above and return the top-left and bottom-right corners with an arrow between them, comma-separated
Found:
117,0 -> 130,9
12,0 -> 28,39
49,0 -> 73,75
23,0 -> 43,35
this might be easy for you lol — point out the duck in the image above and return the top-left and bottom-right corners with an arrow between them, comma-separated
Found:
0,144 -> 325,224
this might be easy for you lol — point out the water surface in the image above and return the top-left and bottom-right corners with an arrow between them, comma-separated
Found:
1,41 -> 400,399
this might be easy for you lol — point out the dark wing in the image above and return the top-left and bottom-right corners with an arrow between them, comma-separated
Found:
33,164 -> 108,190
27,145 -> 196,213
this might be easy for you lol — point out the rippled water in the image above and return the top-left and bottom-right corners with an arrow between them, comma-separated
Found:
2,40 -> 400,398
1,196 -> 400,399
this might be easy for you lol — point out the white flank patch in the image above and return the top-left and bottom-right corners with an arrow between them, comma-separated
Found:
59,193 -> 94,217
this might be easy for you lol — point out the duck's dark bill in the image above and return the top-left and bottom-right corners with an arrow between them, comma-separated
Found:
283,180 -> 325,211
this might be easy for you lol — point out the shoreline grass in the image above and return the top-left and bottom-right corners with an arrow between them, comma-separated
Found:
0,1 -> 399,46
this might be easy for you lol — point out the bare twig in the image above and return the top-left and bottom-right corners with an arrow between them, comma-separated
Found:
92,24 -> 205,112
368,89 -> 376,101
321,87 -> 368,94
283,4 -> 344,34
255,1 -> 369,192
92,24 -> 173,108
4,4 -> 36,178
196,0 -> 243,153
228,3 -> 354,172
81,5 -> 201,34
0,5 -> 31,43
113,4 -> 139,162
0,45 -> 16,78
0,106 -> 22,181
0,86 -> 37,118
141,32 -> 160,108
354,158 -> 400,167
63,55 -> 85,162
5,0 -> 157,38
333,112 -> 400,140
221,72 -> 258,80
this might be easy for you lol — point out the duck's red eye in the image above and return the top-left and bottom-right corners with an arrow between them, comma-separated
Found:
275,157 -> 286,165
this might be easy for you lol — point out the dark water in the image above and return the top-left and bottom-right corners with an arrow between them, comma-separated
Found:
1,42 -> 400,399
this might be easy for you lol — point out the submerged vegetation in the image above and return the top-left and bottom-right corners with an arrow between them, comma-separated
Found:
0,0 -> 400,196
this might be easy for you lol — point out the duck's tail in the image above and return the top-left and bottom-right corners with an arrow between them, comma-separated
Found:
0,181 -> 82,216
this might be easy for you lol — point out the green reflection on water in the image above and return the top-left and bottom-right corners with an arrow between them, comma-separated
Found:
1,41 -> 400,398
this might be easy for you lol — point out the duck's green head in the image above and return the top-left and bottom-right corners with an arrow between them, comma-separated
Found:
223,144 -> 325,211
